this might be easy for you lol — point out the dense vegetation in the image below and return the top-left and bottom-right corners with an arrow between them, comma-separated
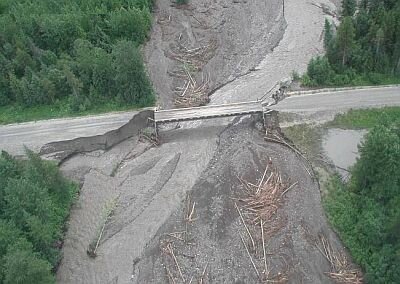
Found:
0,150 -> 77,283
0,0 -> 154,123
303,0 -> 400,86
324,117 -> 400,283
330,106 -> 400,129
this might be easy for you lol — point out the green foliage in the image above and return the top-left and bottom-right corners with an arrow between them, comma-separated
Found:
3,249 -> 55,284
304,1 -> 400,87
291,70 -> 301,81
112,40 -> 154,106
324,119 -> 400,283
337,17 -> 355,66
0,150 -> 77,282
330,107 -> 400,129
342,0 -> 357,17
352,124 -> 400,203
176,0 -> 189,4
0,0 -> 154,121
305,56 -> 335,86
324,19 -> 334,50
109,7 -> 150,43
0,99 -> 140,125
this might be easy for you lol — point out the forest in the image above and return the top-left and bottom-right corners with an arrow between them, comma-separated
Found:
304,0 -> 400,86
0,150 -> 77,283
0,0 -> 154,122
325,116 -> 400,283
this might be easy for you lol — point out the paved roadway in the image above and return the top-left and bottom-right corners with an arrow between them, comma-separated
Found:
272,86 -> 400,112
0,86 -> 399,156
0,111 -> 138,156
155,101 -> 262,123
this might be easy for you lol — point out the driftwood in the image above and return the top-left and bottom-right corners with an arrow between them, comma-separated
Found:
167,38 -> 217,107
316,234 -> 363,284
235,163 -> 296,283
199,262 -> 209,284
240,233 -> 260,279
235,202 -> 256,252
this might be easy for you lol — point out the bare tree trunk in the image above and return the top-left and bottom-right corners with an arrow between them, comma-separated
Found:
397,57 -> 400,74
342,50 -> 346,66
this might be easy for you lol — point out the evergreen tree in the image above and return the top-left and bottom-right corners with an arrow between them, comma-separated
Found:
342,0 -> 357,17
325,120 -> 400,283
336,16 -> 355,66
324,19 -> 334,50
112,40 -> 154,106
0,150 -> 77,281
0,0 -> 155,114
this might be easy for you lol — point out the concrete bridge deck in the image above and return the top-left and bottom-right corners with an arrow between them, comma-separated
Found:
154,100 -> 263,123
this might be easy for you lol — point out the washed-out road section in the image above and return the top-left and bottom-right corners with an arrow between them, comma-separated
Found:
0,111 -> 139,156
1,87 -> 399,157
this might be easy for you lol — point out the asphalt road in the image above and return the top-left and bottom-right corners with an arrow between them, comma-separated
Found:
0,111 -> 138,156
273,86 -> 400,112
0,86 -> 399,156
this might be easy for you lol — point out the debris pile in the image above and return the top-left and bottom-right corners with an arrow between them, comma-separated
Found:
167,39 -> 217,107
235,161 -> 298,283
173,69 -> 210,108
139,126 -> 160,146
317,235 -> 363,284
159,196 -> 206,284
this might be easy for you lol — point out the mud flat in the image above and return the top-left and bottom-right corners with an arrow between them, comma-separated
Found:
135,119 -> 354,283
145,0 -> 286,108
211,0 -> 338,105
56,116 -> 359,283
56,120 -> 223,283
55,0 -> 354,283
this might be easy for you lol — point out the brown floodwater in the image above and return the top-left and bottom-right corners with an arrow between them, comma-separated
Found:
322,128 -> 367,178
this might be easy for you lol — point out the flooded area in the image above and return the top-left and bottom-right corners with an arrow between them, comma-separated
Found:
322,128 -> 367,178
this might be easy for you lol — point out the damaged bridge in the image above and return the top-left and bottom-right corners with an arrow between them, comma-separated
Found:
154,100 -> 269,123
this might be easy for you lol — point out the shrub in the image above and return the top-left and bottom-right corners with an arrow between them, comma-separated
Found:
0,150 -> 77,281
305,0 -> 400,87
0,0 -> 155,116
291,70 -> 300,81
109,7 -> 149,43
306,56 -> 334,86
112,40 -> 154,106
325,120 -> 400,283
3,249 -> 54,284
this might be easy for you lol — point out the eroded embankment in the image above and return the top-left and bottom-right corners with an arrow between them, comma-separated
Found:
55,0 -> 351,282
56,119 -> 223,283
56,113 -> 358,283
135,118 -> 356,283
39,110 -> 154,162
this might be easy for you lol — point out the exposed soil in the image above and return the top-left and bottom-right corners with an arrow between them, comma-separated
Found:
210,0 -> 339,105
145,0 -> 286,108
55,0 -> 359,283
56,116 -> 359,283
135,119 -> 352,283
57,120 -> 224,283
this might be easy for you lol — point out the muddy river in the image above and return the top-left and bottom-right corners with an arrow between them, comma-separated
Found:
322,128 -> 367,178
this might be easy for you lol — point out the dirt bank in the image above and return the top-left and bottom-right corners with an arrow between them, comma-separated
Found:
136,119 -> 353,283
145,0 -> 285,108
55,1 -> 355,283
39,110 -> 154,162
210,0 -> 339,105
57,119 -> 224,283
56,116 -> 357,283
